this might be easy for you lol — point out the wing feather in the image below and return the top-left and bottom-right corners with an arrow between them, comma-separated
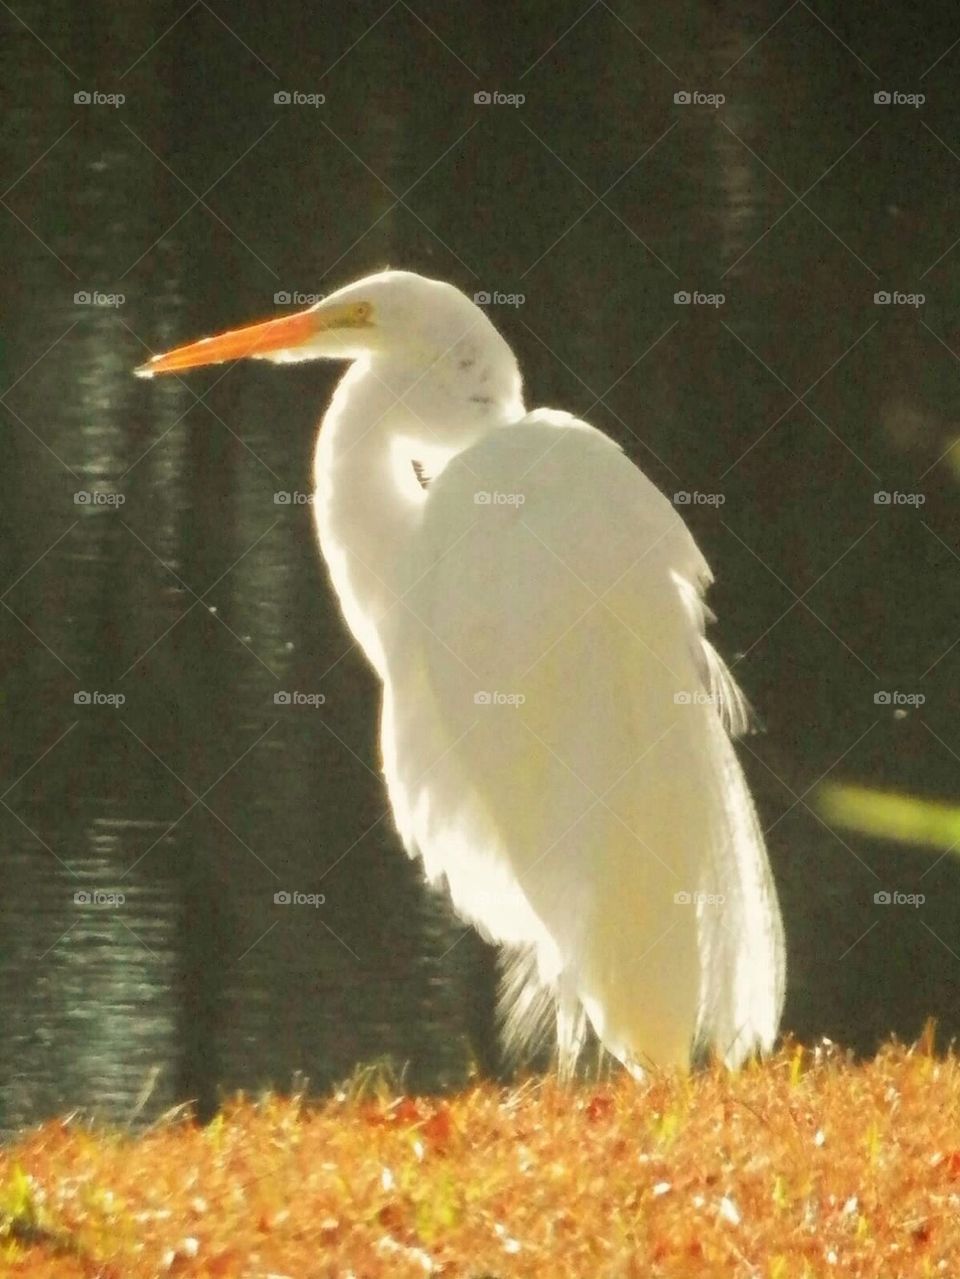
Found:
380,410 -> 785,1071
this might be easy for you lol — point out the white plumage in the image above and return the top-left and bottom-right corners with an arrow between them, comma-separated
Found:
137,269 -> 786,1075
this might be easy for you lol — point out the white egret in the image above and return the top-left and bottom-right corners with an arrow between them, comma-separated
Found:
136,270 -> 785,1075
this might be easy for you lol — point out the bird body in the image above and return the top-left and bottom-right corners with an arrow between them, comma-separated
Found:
136,270 -> 786,1075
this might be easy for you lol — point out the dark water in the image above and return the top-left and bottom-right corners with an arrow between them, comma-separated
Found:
2,0 -> 960,1133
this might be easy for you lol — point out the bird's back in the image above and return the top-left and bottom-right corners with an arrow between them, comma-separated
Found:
378,410 -> 784,1072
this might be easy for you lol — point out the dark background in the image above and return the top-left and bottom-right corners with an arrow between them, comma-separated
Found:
2,0 -> 960,1134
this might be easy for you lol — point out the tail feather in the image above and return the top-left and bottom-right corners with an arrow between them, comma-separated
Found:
694,717 -> 786,1065
498,945 -> 554,1065
495,683 -> 785,1078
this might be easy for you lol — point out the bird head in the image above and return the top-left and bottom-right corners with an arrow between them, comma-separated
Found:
134,270 -> 511,377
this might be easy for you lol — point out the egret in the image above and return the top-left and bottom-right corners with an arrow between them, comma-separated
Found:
136,270 -> 785,1075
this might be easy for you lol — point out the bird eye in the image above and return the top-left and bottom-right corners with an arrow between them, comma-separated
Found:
352,302 -> 372,323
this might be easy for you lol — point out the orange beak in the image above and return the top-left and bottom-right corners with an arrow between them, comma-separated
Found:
134,308 -> 323,379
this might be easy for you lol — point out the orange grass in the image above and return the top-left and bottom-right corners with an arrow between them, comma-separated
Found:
2,1032 -> 959,1277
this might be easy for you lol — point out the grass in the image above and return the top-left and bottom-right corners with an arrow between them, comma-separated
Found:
2,1029 -> 959,1276
820,783 -> 960,854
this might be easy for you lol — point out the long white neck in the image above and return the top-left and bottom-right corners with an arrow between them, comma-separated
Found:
313,343 -> 524,679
